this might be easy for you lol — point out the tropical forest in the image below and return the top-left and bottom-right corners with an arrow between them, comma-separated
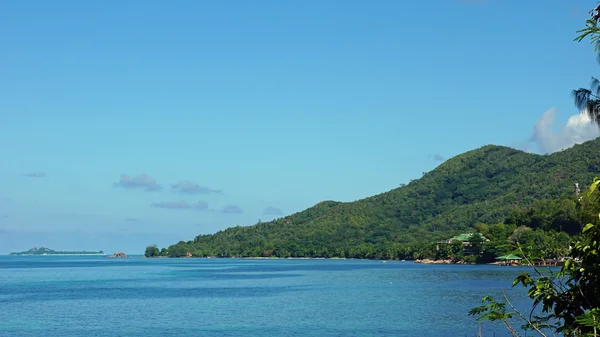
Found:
147,135 -> 600,262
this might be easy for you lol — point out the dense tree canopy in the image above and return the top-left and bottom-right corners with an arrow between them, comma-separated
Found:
150,138 -> 600,260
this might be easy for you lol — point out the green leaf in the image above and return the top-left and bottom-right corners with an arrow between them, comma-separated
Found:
587,178 -> 600,196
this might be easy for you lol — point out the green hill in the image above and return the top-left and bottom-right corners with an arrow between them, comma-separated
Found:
158,138 -> 600,259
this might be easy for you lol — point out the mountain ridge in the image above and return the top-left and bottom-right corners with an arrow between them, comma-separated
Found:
157,138 -> 600,258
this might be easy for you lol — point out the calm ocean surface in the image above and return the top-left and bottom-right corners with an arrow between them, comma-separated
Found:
0,256 -> 542,336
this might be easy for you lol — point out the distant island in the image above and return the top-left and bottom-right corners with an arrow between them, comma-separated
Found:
9,247 -> 104,256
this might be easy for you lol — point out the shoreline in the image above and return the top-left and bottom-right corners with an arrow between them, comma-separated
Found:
143,256 -> 524,266
144,256 -> 492,264
145,256 -> 388,260
414,258 -> 476,265
8,254 -> 530,266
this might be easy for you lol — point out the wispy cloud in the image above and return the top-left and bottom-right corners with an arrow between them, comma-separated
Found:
222,204 -> 243,214
114,174 -> 161,191
171,180 -> 222,194
459,0 -> 488,4
427,153 -> 446,163
530,108 -> 600,154
263,206 -> 283,216
150,200 -> 209,210
22,172 -> 45,178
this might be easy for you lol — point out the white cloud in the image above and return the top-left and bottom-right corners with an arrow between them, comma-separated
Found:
531,107 -> 600,154
114,174 -> 161,191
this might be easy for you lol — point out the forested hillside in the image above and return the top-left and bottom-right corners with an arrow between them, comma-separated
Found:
153,138 -> 600,259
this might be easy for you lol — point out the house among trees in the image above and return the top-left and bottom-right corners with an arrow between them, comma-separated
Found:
435,233 -> 489,257
495,254 -> 522,266
440,233 -> 488,246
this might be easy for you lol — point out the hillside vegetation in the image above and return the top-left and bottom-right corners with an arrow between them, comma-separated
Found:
152,138 -> 600,259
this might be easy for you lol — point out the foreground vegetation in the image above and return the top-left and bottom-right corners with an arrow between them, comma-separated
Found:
468,6 -> 600,336
146,137 -> 600,260
470,178 -> 600,336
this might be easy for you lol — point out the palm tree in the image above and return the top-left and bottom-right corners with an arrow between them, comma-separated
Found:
573,3 -> 600,126
572,78 -> 600,126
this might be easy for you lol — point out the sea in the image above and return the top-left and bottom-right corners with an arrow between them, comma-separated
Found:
0,256 -> 548,337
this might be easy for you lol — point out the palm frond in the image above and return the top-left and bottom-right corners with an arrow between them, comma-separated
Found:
572,88 -> 593,111
586,100 -> 600,126
590,77 -> 600,96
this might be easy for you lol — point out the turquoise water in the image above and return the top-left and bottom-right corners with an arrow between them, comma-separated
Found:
0,256 -> 539,336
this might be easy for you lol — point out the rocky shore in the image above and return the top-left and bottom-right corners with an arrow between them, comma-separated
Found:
107,252 -> 128,258
414,259 -> 474,264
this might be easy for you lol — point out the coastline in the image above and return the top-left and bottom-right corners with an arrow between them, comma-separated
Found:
414,259 -> 476,265
139,255 -> 533,266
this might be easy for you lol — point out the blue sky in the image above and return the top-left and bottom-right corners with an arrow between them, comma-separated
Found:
1,0 -> 599,254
